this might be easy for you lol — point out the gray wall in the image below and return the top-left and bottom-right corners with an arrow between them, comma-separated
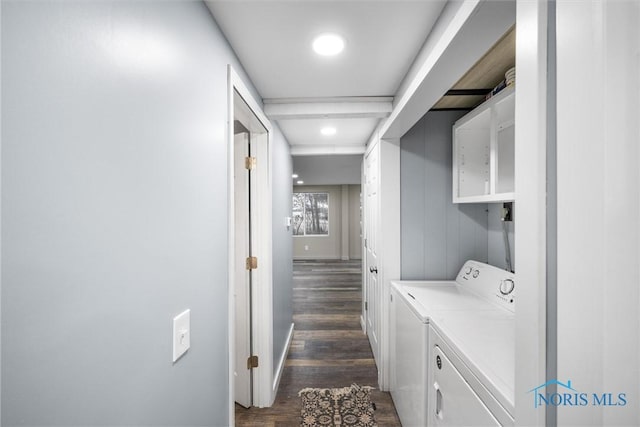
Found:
293,185 -> 342,259
400,111 -> 490,280
0,0 -> 3,419
271,125 -> 294,375
292,184 -> 362,260
348,185 -> 362,260
1,1 -> 293,425
292,155 -> 362,185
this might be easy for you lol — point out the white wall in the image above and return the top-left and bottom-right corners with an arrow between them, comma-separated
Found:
0,1 -> 293,425
555,0 -> 640,425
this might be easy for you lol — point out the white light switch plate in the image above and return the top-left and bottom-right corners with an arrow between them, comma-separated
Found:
172,309 -> 190,362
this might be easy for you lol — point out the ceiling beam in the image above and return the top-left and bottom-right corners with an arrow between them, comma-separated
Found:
264,98 -> 393,120
290,145 -> 366,156
264,96 -> 393,104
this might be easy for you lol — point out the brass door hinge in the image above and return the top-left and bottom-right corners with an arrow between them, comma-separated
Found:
247,355 -> 259,369
246,256 -> 258,270
245,156 -> 257,170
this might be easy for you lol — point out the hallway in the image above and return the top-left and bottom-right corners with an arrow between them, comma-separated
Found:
235,260 -> 400,426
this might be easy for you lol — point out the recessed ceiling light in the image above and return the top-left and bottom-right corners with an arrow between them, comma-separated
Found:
321,126 -> 337,136
312,33 -> 345,56
297,180 -> 304,185
292,174 -> 299,179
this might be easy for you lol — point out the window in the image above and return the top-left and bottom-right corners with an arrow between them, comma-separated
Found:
292,193 -> 329,236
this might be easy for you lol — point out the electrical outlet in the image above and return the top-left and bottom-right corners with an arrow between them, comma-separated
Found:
502,202 -> 513,222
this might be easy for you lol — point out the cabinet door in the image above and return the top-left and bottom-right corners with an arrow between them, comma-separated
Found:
363,138 -> 401,391
431,346 -> 500,426
364,144 -> 380,364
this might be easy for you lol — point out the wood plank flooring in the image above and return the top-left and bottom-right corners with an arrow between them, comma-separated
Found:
235,259 -> 401,426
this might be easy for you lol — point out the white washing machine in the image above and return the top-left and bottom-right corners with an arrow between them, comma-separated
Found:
390,261 -> 515,427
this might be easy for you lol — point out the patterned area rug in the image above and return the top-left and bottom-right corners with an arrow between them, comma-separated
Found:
299,384 -> 377,426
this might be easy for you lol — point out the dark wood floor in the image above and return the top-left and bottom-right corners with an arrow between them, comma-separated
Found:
235,259 -> 401,426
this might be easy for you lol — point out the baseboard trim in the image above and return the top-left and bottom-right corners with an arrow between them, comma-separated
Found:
272,322 -> 294,397
360,315 -> 366,333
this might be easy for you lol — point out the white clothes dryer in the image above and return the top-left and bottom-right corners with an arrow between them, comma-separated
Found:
389,260 -> 515,427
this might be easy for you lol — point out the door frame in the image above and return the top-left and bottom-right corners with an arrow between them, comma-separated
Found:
227,65 -> 274,422
513,1 -> 549,425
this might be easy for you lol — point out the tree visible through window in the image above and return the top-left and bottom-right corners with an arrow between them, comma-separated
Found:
292,193 -> 329,236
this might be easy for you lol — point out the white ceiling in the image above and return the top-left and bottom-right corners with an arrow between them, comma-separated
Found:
207,1 -> 447,99
278,118 -> 379,146
205,0 -> 448,155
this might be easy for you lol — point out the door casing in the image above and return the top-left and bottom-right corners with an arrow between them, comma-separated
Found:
227,66 -> 275,423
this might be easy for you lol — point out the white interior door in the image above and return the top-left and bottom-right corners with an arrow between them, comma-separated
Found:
234,132 -> 252,408
365,144 -> 380,363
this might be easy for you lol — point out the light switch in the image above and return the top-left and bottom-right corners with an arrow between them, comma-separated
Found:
172,309 -> 190,362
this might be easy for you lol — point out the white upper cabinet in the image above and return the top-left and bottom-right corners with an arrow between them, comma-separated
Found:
453,86 -> 515,203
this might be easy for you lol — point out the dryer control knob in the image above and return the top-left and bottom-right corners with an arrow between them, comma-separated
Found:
472,269 -> 480,278
500,279 -> 515,295
465,266 -> 473,275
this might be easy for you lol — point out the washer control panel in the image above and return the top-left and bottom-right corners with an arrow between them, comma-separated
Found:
456,260 -> 515,312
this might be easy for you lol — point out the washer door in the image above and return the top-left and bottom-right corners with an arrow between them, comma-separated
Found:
431,345 -> 500,426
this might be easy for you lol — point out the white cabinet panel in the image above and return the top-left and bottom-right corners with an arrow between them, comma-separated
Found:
496,123 -> 515,194
453,87 -> 515,203
390,288 -> 428,427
